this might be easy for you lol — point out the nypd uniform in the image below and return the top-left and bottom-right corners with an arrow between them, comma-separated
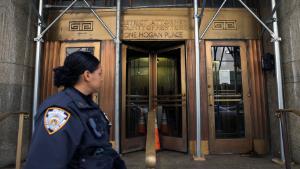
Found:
24,87 -> 126,169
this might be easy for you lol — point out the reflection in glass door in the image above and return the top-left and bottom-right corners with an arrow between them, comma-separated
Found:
121,47 -> 149,153
126,51 -> 149,138
212,46 -> 244,139
156,46 -> 187,152
206,41 -> 251,154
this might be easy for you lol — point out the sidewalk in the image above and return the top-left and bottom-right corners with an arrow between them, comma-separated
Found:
122,151 -> 299,169
1,151 -> 299,169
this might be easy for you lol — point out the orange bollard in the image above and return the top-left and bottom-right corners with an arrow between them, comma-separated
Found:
155,118 -> 161,151
138,111 -> 146,134
160,111 -> 169,135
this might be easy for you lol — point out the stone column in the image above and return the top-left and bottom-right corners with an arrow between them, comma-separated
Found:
278,0 -> 300,163
0,0 -> 36,167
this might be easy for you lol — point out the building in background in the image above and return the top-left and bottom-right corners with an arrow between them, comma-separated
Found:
0,0 -> 299,167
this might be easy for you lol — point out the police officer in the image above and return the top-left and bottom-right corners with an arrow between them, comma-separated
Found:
24,51 -> 127,169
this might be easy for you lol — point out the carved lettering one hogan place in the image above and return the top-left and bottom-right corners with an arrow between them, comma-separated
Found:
122,19 -> 188,39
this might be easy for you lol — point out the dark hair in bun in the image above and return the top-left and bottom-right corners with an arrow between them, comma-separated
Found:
53,51 -> 100,88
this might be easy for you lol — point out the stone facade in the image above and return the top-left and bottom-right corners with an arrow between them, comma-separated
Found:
0,0 -> 300,167
278,0 -> 300,163
0,0 -> 36,167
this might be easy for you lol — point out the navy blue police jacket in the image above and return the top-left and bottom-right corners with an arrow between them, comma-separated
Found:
24,87 -> 116,169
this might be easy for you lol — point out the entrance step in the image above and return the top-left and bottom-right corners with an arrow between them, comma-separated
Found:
122,151 -> 300,169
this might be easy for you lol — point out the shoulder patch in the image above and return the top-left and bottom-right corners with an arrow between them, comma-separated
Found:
44,107 -> 71,135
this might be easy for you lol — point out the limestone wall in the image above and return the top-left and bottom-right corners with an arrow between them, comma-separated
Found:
0,0 -> 36,167
278,0 -> 300,163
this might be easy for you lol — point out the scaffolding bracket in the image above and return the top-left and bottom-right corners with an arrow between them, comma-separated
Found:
34,0 -> 116,42
271,36 -> 282,42
34,36 -> 44,42
34,0 -> 78,42
237,0 -> 281,42
194,14 -> 200,19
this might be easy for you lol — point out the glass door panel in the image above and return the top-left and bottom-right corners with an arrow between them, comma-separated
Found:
157,48 -> 182,137
156,45 -> 187,152
126,49 -> 149,138
211,46 -> 245,139
121,44 -> 187,153
121,46 -> 149,153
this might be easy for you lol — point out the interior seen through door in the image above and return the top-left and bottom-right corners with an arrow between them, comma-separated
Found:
211,46 -> 245,139
125,49 -> 183,139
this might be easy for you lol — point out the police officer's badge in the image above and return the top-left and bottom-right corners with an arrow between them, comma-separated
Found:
44,107 -> 71,135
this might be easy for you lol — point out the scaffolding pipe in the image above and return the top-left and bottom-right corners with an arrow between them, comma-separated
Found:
35,0 -> 78,41
271,0 -> 285,163
199,0 -> 227,40
33,0 -> 79,131
44,4 -> 112,9
194,0 -> 202,158
193,0 -> 227,158
32,0 -> 44,132
238,0 -> 278,40
44,4 -> 194,9
83,0 -> 116,40
114,0 -> 122,153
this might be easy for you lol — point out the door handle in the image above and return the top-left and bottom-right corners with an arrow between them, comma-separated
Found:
209,94 -> 214,106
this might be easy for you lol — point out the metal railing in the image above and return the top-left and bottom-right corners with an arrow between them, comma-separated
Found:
145,109 -> 156,169
0,112 -> 30,169
275,109 -> 300,169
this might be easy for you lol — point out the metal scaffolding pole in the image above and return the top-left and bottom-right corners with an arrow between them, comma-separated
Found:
32,0 -> 44,132
115,0 -> 122,153
271,0 -> 286,163
33,0 -> 79,131
237,0 -> 285,163
194,0 -> 227,159
194,0 -> 202,158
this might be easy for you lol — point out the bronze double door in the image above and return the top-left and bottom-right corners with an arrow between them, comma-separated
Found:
121,45 -> 187,153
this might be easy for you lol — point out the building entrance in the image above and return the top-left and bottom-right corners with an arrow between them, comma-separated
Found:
121,42 -> 187,153
206,41 -> 252,154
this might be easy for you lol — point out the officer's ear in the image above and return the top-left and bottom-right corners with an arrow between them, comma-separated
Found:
82,70 -> 92,82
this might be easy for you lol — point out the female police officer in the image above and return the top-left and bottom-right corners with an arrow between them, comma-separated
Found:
24,51 -> 127,169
